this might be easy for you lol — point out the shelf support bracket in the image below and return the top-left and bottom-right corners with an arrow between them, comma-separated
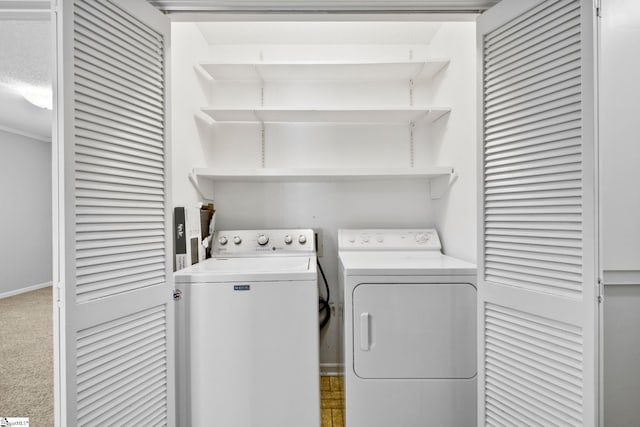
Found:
261,122 -> 266,168
189,171 -> 215,203
409,122 -> 415,168
409,79 -> 414,106
430,169 -> 458,200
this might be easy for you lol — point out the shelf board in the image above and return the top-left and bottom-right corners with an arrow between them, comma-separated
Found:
194,167 -> 453,182
198,60 -> 449,82
200,107 -> 450,124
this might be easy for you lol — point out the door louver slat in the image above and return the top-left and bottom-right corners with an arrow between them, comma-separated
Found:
485,114 -> 580,143
486,340 -> 581,387
76,94 -> 164,131
76,130 -> 164,156
486,80 -> 580,117
484,303 -> 583,425
76,305 -> 167,425
76,77 -> 164,118
75,59 -> 163,104
76,275 -> 166,300
486,242 -> 581,258
484,0 -> 575,51
75,100 -> 164,137
77,0 -> 162,51
485,92 -> 580,126
76,82 -> 164,122
486,11 -> 580,71
485,173 -> 581,190
76,144 -> 164,170
74,12 -> 163,76
485,135 -> 580,159
486,32 -> 580,83
486,48 -> 580,95
76,116 -> 163,149
76,229 -> 165,241
486,72 -> 580,110
73,38 -> 162,93
76,172 -> 164,191
76,198 -> 164,210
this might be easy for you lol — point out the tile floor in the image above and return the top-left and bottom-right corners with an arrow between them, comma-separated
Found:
320,375 -> 345,427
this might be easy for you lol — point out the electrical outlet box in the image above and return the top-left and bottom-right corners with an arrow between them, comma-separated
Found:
314,229 -> 323,257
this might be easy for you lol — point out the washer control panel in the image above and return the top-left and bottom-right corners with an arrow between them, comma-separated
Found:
338,229 -> 441,251
213,229 -> 315,256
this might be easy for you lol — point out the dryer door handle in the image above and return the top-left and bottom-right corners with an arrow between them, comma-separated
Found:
360,312 -> 370,351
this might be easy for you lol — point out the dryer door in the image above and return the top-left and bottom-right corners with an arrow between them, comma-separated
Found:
353,282 -> 476,379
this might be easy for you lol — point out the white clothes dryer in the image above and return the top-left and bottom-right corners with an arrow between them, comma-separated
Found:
339,229 -> 477,427
174,229 -> 320,427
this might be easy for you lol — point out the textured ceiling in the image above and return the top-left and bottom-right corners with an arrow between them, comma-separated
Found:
0,20 -> 50,90
0,20 -> 51,139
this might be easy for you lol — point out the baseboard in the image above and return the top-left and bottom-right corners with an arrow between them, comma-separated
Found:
0,281 -> 52,299
320,363 -> 344,376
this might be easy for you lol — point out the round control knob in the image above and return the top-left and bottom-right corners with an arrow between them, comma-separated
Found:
257,234 -> 269,246
376,235 -> 384,243
218,236 -> 228,245
298,234 -> 307,244
415,233 -> 429,244
360,235 -> 370,244
233,236 -> 242,245
284,234 -> 293,245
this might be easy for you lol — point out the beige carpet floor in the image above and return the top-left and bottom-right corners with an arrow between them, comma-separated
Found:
0,286 -> 54,426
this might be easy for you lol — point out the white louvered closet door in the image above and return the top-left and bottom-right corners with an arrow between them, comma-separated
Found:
477,0 -> 598,425
53,1 -> 174,425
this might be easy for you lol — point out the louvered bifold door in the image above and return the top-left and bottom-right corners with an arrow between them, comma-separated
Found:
53,1 -> 174,425
477,1 -> 598,426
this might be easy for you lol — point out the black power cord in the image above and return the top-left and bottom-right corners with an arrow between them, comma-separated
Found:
317,259 -> 331,331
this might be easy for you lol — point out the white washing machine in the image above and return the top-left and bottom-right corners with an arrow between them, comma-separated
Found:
339,229 -> 477,427
174,229 -> 320,427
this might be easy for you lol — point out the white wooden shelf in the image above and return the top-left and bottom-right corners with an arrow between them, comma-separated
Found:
193,167 -> 453,182
198,60 -> 449,82
200,107 -> 450,123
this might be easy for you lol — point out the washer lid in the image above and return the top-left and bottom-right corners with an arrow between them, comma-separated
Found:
174,256 -> 316,283
339,251 -> 476,276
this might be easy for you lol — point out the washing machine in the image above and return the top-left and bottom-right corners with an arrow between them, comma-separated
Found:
174,229 -> 320,427
338,229 -> 477,427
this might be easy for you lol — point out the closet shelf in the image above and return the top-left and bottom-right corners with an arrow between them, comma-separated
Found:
200,107 -> 450,124
197,60 -> 449,82
193,167 -> 454,182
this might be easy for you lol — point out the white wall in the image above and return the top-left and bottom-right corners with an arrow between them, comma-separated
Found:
0,129 -> 51,295
171,21 -> 477,367
604,284 -> 640,426
423,22 -> 477,263
600,2 -> 640,425
600,0 -> 640,273
171,23 -> 215,207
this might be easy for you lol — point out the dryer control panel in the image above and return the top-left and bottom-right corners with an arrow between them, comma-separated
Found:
338,229 -> 442,251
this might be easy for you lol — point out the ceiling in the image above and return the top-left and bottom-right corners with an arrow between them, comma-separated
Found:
149,0 -> 499,12
0,19 -> 51,140
197,21 -> 444,45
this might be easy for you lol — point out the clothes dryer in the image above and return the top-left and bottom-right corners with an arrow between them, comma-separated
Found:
339,229 -> 477,427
